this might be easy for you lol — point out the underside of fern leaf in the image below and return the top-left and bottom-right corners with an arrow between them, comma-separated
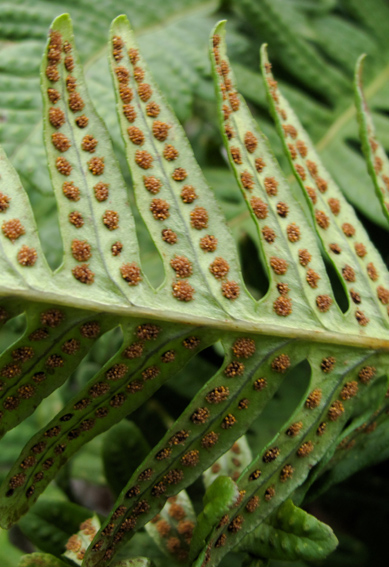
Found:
0,11 -> 388,567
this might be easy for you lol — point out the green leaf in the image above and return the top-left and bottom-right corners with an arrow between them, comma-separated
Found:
103,421 -> 151,497
64,515 -> 101,566
18,499 -> 91,556
0,528 -> 24,567
186,20 -> 389,567
88,334 -> 294,565
237,499 -> 338,561
189,476 -> 240,562
145,490 -> 196,563
261,44 -> 389,333
0,10 -> 388,567
354,55 -> 389,223
229,0 -> 389,229
18,553 -> 69,567
202,434 -> 252,489
112,560 -> 153,567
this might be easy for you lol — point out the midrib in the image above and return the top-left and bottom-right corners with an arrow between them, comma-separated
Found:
2,285 -> 389,351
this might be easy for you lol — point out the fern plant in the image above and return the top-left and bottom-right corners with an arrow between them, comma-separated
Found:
0,11 -> 389,567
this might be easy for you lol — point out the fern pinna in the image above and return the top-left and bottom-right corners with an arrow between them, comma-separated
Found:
0,13 -> 388,567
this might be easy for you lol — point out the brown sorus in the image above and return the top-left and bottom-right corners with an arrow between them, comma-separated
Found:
200,235 -> 217,252
150,199 -> 170,220
222,281 -> 240,300
0,192 -> 10,212
56,156 -> 72,176
75,115 -> 88,128
49,107 -> 65,129
17,246 -> 37,267
52,132 -> 71,152
340,381 -> 358,400
206,386 -> 230,404
329,243 -> 341,254
306,186 -> 317,204
71,239 -> 91,262
316,294 -> 332,312
111,241 -> 123,256
298,249 -> 312,267
69,211 -> 84,228
2,219 -> 25,242
209,257 -> 229,279
190,207 -> 208,229
170,255 -> 192,278
120,263 -> 142,285
241,171 -> 254,190
119,85 -> 133,103
128,126 -> 145,145
342,223 -> 356,237
321,356 -> 335,373
183,336 -> 200,349
191,407 -> 210,424
315,210 -> 330,229
355,242 -> 367,257
306,389 -> 322,409
80,321 -> 100,338
102,210 -> 119,230
287,223 -> 300,242
224,360 -> 245,378
328,400 -> 344,421
273,296 -> 292,316
146,101 -> 160,117
135,150 -> 153,169
270,256 -> 288,275
328,198 -> 340,215
271,354 -> 290,373
88,157 -> 105,176
280,464 -> 294,482
46,65 -> 59,82
163,144 -> 179,161
233,338 -> 255,358
295,163 -> 307,181
297,440 -> 314,457
64,55 -> 74,71
181,185 -> 197,203
66,76 -> 77,92
244,131 -> 257,153
251,197 -> 268,219
221,413 -> 236,429
68,92 -> 84,112
162,228 -> 177,244
152,121 -> 170,141
82,135 -> 98,153
254,377 -> 267,391
63,181 -> 80,201
144,176 -> 162,194
138,83 -> 152,101
262,226 -> 276,243
94,182 -> 109,201
123,104 -> 136,122
72,264 -> 94,285
276,202 -> 289,217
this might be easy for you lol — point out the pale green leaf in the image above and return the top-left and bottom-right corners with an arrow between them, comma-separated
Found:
0,11 -> 388,567
237,499 -> 338,561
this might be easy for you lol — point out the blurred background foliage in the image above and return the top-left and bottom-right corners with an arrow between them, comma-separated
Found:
1,0 -> 389,565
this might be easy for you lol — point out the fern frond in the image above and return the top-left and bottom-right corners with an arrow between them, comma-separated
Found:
0,11 -> 388,567
355,55 -> 389,224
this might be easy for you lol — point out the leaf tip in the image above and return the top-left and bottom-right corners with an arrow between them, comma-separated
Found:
355,53 -> 367,89
110,14 -> 131,35
50,13 -> 73,33
260,43 -> 270,69
211,19 -> 227,39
